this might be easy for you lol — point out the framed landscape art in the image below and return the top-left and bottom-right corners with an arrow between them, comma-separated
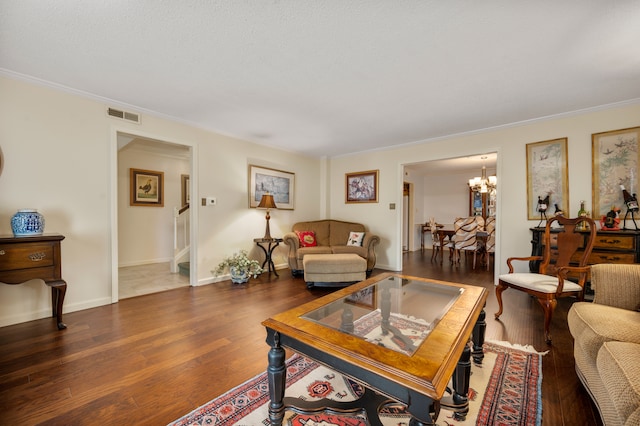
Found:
346,170 -> 379,203
248,165 -> 295,210
526,138 -> 569,220
592,126 -> 640,219
130,168 -> 164,207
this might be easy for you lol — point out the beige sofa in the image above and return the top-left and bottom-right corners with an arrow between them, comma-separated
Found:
283,219 -> 380,277
567,264 -> 640,426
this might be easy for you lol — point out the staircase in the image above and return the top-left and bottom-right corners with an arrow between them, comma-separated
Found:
178,262 -> 190,277
172,205 -> 190,276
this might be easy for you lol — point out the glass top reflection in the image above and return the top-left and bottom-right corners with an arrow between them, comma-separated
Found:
301,276 -> 463,356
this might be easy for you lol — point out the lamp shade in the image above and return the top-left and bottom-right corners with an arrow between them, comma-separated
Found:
257,193 -> 277,209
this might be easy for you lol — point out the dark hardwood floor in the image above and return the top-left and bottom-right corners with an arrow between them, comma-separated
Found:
0,250 -> 601,425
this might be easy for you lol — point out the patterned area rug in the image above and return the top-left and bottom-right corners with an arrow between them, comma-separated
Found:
169,341 -> 543,426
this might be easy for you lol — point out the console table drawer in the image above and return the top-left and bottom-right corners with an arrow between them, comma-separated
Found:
587,251 -> 636,264
0,243 -> 55,271
593,235 -> 635,251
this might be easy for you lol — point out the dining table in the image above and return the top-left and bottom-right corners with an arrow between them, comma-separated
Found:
422,224 -> 486,266
420,223 -> 455,263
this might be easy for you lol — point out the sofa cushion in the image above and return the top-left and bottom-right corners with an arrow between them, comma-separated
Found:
296,246 -> 332,263
597,341 -> 640,425
292,221 -> 331,246
331,245 -> 367,258
295,230 -> 317,247
569,302 -> 640,362
347,231 -> 365,246
329,221 -> 365,247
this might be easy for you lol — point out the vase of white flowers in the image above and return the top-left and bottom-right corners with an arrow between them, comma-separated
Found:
214,250 -> 263,283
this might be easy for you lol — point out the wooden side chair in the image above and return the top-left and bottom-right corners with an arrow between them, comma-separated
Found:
429,217 -> 449,261
495,215 -> 596,344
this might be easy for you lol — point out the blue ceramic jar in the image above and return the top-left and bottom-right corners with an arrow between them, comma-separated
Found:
11,209 -> 45,236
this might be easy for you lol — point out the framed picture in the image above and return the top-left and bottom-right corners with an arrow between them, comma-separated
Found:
346,169 -> 379,203
526,138 -> 569,220
249,165 -> 295,210
181,174 -> 190,207
592,126 -> 640,219
469,189 -> 485,217
130,168 -> 164,207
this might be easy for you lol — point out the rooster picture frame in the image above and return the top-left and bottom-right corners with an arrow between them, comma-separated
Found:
526,138 -> 569,221
130,168 -> 164,207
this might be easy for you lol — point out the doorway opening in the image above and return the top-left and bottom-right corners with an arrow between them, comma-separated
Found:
111,130 -> 197,302
401,152 -> 499,271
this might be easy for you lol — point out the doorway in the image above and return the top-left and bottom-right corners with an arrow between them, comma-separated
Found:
401,152 -> 499,271
111,130 -> 198,302
402,182 -> 413,252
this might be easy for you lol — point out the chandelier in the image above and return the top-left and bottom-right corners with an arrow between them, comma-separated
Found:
468,158 -> 497,193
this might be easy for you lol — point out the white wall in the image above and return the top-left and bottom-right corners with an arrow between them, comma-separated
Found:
328,102 -> 640,274
1,73 -> 639,328
118,146 -> 190,266
0,75 -> 322,327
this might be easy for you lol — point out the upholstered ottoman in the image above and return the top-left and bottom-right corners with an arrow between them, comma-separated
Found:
303,253 -> 367,288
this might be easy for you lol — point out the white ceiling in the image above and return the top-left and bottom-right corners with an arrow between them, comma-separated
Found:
1,2 -> 640,159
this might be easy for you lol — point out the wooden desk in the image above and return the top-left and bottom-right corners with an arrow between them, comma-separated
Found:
0,234 -> 67,329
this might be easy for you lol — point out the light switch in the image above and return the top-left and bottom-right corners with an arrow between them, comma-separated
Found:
206,197 -> 217,206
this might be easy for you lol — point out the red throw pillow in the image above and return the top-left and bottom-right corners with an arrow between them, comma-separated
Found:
295,230 -> 317,247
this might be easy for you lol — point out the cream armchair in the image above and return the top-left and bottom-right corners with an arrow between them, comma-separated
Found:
568,264 -> 640,426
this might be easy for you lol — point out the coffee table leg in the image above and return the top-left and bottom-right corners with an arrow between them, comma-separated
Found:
472,306 -> 486,365
407,391 -> 439,425
440,342 -> 471,420
266,331 -> 286,426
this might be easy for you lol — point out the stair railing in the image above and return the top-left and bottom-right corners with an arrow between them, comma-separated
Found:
171,204 -> 190,273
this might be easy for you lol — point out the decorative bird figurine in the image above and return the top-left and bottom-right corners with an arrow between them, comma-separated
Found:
554,203 -> 564,216
537,193 -> 550,226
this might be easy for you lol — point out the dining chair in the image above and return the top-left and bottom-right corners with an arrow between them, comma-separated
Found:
429,217 -> 449,261
495,215 -> 596,344
484,216 -> 496,270
451,216 -> 485,268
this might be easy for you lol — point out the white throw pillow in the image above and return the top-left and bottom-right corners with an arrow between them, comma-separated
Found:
347,231 -> 365,246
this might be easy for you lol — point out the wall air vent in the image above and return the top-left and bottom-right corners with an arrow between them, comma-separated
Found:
107,107 -> 141,124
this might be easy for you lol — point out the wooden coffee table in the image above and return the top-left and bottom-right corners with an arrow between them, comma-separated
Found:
262,272 -> 487,425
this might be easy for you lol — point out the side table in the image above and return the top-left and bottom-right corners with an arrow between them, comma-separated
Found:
254,238 -> 283,277
0,233 -> 67,330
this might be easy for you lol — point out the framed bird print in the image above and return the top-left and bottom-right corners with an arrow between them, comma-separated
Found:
130,168 -> 164,207
526,138 -> 569,221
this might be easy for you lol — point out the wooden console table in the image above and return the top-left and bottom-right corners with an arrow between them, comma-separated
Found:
0,234 -> 67,329
530,227 -> 640,272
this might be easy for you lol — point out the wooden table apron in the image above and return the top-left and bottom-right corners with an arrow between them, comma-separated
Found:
262,273 -> 488,426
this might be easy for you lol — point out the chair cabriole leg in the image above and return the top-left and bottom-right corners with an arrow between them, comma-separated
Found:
494,281 -> 507,319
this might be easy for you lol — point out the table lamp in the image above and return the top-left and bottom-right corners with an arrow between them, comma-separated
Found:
257,192 -> 278,239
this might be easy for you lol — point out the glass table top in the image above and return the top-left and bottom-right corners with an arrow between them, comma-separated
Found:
301,275 -> 463,356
